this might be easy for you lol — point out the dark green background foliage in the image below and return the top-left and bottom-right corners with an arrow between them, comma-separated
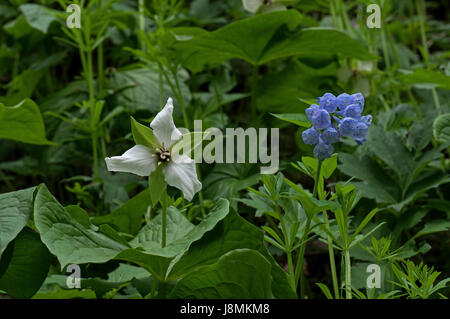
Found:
0,0 -> 449,299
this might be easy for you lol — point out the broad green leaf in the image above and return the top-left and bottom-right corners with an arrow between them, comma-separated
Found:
174,10 -> 303,71
116,199 -> 230,281
174,10 -> 373,71
131,207 -> 195,251
366,125 -> 414,188
0,187 -> 36,258
259,27 -> 376,64
167,210 -> 296,298
433,113 -> 450,143
271,113 -> 311,127
20,4 -> 59,34
149,166 -> 166,205
34,185 -> 128,269
412,220 -> 450,240
339,154 -> 399,204
91,189 -> 151,235
403,171 -> 450,206
256,61 -> 337,113
169,249 -> 273,298
109,68 -> 191,112
0,99 -> 53,145
321,154 -> 338,179
398,69 -> 450,90
3,15 -> 32,38
0,229 -> 53,298
32,287 -> 96,299
203,163 -> 260,211
130,116 -> 159,149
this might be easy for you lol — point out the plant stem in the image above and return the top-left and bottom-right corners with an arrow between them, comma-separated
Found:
161,194 -> 167,248
286,250 -> 296,291
295,160 -> 322,297
312,160 -> 322,198
344,249 -> 352,299
97,44 -> 104,93
416,0 -> 441,114
323,211 -> 340,298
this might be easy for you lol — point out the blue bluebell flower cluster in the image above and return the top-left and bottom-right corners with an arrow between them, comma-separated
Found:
302,92 -> 372,160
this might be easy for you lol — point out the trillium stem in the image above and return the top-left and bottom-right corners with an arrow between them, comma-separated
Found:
161,192 -> 168,248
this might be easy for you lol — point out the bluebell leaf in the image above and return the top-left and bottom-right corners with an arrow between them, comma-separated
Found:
311,109 -> 331,130
313,141 -> 334,160
320,127 -> 340,144
305,104 -> 320,121
338,117 -> 358,137
302,127 -> 320,145
343,103 -> 362,119
318,93 -> 337,113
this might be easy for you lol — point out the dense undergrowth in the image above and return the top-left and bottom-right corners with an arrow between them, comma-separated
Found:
0,0 -> 449,299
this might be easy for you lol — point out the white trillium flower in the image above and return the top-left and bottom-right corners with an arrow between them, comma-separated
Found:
105,98 -> 202,201
242,0 -> 287,14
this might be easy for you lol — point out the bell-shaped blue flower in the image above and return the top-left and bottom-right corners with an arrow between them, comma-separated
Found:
305,104 -> 320,121
313,140 -> 334,160
338,117 -> 358,137
302,127 -> 319,145
318,93 -> 337,113
320,127 -> 339,144
351,93 -> 364,109
351,121 -> 369,140
361,114 -> 372,126
343,103 -> 362,119
336,93 -> 354,111
311,109 -> 331,130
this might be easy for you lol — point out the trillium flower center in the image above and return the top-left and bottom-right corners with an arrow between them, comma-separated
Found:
155,147 -> 171,165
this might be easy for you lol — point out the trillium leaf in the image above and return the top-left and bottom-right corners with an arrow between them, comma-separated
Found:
34,185 -> 128,269
149,165 -> 166,206
116,199 -> 230,281
0,186 -> 36,258
91,189 -> 152,235
0,99 -> 53,145
169,249 -> 273,299
32,287 -> 97,299
130,116 -> 159,149
0,229 -> 53,298
167,210 -> 297,298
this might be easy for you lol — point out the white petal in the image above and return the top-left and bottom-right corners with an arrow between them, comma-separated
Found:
163,155 -> 202,201
105,145 -> 157,177
150,98 -> 182,148
242,0 -> 262,13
